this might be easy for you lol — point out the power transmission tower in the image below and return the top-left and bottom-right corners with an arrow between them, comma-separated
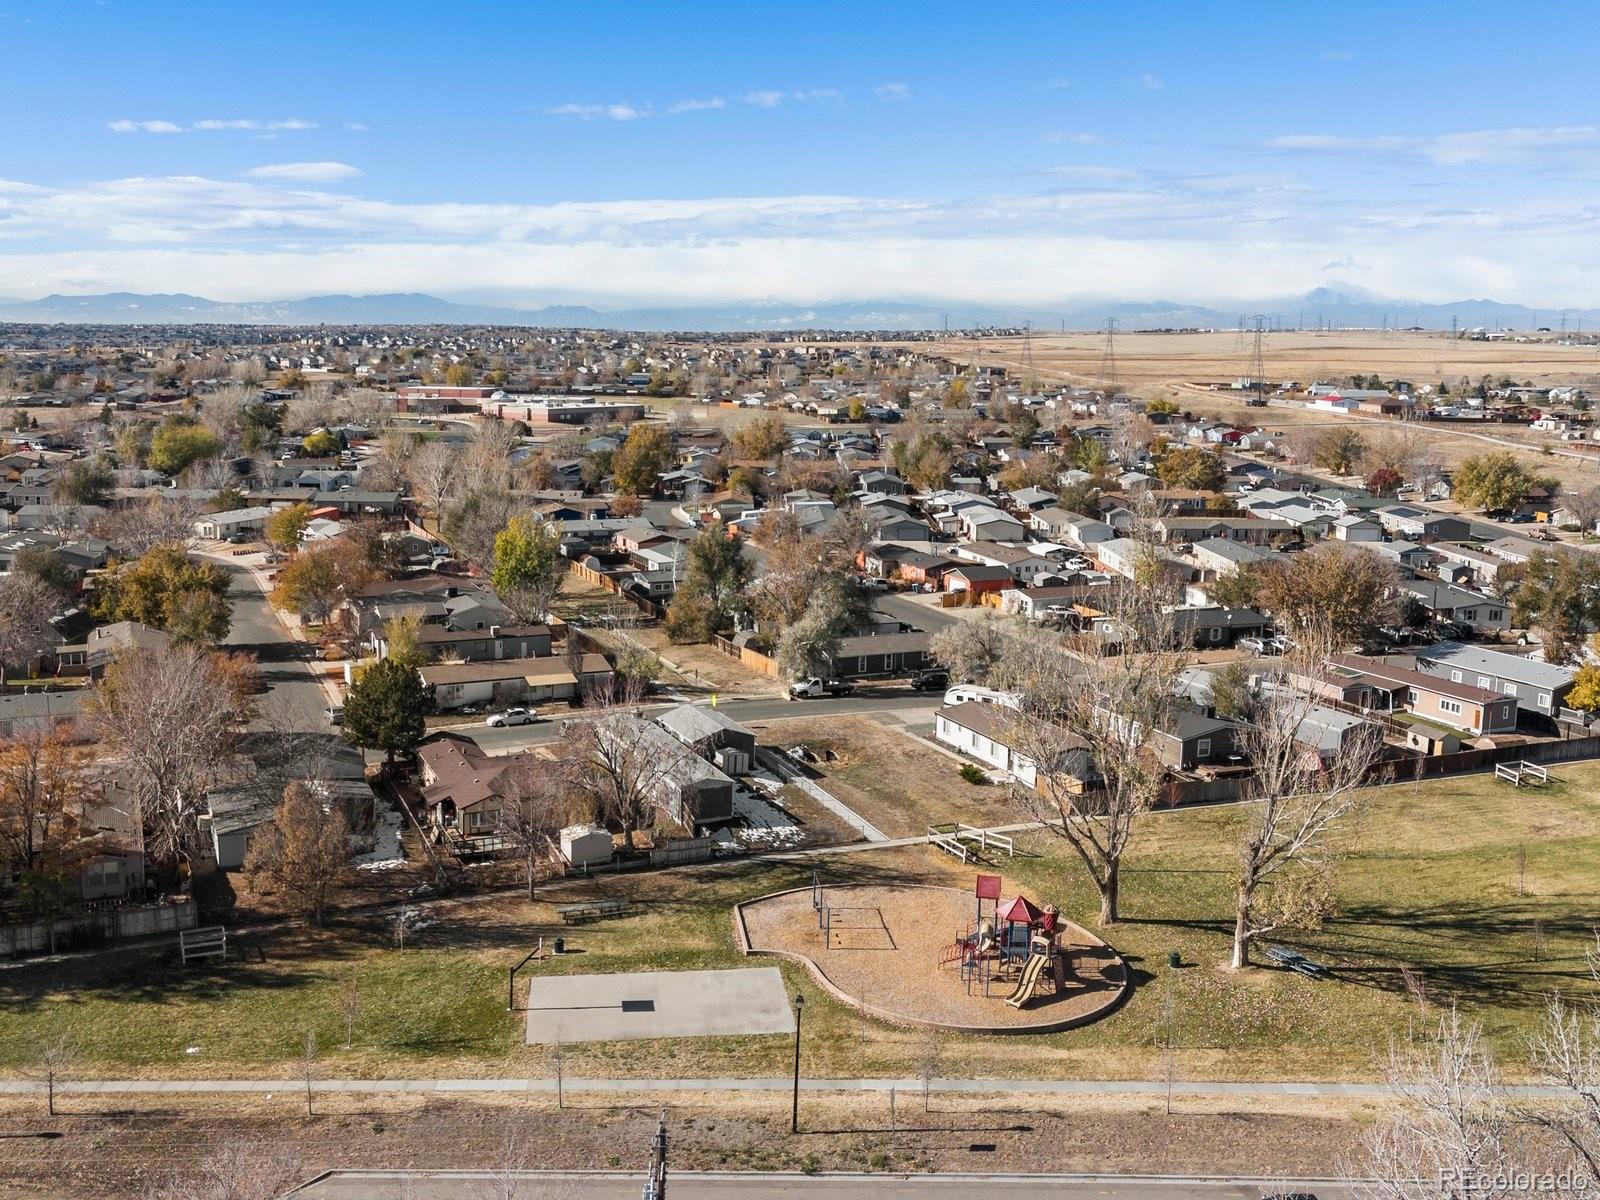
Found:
1248,315 -> 1268,405
1099,317 -> 1119,395
1451,315 -> 1459,340
1234,315 -> 1247,351
1021,321 -> 1036,392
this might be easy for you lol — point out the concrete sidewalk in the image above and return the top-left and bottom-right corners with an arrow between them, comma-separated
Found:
0,1075 -> 1566,1100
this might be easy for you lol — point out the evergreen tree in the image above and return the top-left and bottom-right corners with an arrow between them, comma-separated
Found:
343,657 -> 429,766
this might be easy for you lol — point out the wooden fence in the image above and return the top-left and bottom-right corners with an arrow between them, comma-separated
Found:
1163,733 -> 1600,806
711,635 -> 781,678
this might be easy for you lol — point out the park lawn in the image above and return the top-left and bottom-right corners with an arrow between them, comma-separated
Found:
747,715 -> 1017,837
0,765 -> 1596,1083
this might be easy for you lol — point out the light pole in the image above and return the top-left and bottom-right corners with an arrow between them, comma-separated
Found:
790,992 -> 805,1134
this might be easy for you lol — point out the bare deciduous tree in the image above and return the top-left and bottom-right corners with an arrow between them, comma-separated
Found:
0,573 -> 64,679
1230,641 -> 1384,969
83,642 -> 256,874
496,758 -> 570,899
26,1034 -> 73,1117
143,1138 -> 306,1200
244,781 -> 349,928
1353,1007 -> 1512,1200
337,968 -> 360,1050
407,439 -> 460,512
563,709 -> 690,852
92,496 -> 205,559
1001,567 -> 1187,925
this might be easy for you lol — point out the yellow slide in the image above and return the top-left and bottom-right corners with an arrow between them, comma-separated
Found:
1005,953 -> 1049,1008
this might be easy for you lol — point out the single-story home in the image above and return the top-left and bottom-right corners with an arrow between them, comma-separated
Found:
419,653 -> 614,710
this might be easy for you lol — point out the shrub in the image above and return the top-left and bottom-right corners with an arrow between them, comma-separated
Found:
958,763 -> 988,785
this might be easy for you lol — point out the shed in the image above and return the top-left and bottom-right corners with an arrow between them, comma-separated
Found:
560,823 -> 614,869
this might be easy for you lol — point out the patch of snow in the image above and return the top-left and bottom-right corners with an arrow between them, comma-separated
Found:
730,782 -> 804,849
352,803 -> 405,871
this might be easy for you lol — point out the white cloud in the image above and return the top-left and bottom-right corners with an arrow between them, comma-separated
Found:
109,118 -> 317,134
1041,131 -> 1103,145
343,122 -> 370,132
668,97 -> 726,114
1138,73 -> 1164,91
874,82 -> 911,103
1265,125 -> 1600,165
108,120 -> 183,134
244,162 -> 363,183
740,88 -> 842,108
547,102 -> 649,121
192,118 -> 317,131
3,170 -> 1599,310
740,90 -> 786,109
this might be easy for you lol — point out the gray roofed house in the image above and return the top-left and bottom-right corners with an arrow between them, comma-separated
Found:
655,703 -> 757,762
1413,641 -> 1574,718
0,690 -> 81,737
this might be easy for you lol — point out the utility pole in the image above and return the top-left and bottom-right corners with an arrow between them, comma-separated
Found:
642,1110 -> 668,1200
790,992 -> 806,1133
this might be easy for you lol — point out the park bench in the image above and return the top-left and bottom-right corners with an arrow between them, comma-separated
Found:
557,899 -> 633,925
1264,945 -> 1329,979
180,925 -> 228,965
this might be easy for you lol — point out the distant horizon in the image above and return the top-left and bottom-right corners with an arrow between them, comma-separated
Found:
3,2 -> 1600,309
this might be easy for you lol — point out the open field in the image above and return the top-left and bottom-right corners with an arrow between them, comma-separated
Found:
745,715 -> 1016,837
929,329 -> 1600,491
0,1089 -> 1374,1199
0,763 -> 1596,1085
930,329 -> 1600,392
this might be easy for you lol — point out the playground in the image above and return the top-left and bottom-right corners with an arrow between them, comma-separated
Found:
736,876 -> 1128,1034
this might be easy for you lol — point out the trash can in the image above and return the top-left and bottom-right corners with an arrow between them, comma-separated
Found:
553,937 -> 565,955
1168,949 -> 1181,969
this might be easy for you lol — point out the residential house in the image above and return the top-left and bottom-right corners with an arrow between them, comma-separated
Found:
55,620 -> 172,677
419,654 -> 614,710
1373,506 -> 1470,543
1413,641 -> 1574,720
1330,514 -> 1383,542
592,714 -> 735,829
193,505 -> 275,540
933,701 -> 1047,788
1171,606 -> 1271,648
1153,709 -> 1244,771
375,623 -> 553,663
417,734 -> 543,840
1401,582 -> 1509,633
823,630 -> 933,678
945,563 -> 1014,596
655,704 -> 758,776
1313,653 -> 1518,736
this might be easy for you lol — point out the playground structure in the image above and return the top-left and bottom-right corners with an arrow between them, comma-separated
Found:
937,874 -> 1070,1008
739,880 -> 1128,1034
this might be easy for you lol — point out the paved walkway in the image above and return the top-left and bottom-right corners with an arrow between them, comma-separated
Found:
0,1074 -> 1566,1099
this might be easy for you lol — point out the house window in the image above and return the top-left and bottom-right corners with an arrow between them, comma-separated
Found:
1538,693 -> 1551,707
1462,610 -> 1477,622
1195,738 -> 1212,759
1439,699 -> 1462,715
1209,627 -> 1223,643
1450,670 -> 1463,683
466,808 -> 499,833
1503,682 -> 1518,696
1490,609 -> 1503,621
1478,676 -> 1491,688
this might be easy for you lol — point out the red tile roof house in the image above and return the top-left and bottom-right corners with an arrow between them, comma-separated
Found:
1297,653 -> 1518,737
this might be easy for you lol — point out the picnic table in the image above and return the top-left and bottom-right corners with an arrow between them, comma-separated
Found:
1265,945 -> 1330,979
556,898 -> 634,925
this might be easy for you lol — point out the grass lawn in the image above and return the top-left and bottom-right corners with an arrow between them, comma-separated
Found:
748,715 -> 1017,837
1,763 -> 1595,1083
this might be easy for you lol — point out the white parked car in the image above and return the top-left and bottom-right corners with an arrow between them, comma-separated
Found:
485,707 -> 537,728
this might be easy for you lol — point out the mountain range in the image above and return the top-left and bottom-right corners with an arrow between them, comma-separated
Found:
0,288 -> 1596,333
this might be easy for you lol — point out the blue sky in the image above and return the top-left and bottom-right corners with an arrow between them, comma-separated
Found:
2,0 -> 1599,308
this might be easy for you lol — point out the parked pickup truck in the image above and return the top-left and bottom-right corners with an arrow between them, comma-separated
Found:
788,677 -> 855,700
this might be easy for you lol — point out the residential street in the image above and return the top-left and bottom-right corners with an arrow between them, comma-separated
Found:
216,558 -> 333,733
295,1170 -> 1353,1199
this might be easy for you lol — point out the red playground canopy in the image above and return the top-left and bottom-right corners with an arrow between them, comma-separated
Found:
997,895 -> 1043,926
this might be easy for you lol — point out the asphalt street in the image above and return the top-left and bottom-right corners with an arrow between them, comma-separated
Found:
295,1170 -> 1350,1199
216,559 -> 333,733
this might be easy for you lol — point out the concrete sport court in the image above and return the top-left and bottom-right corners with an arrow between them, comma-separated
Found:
525,967 -> 796,1045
